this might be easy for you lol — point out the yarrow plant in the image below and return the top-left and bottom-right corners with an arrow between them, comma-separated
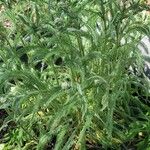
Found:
0,0 -> 150,149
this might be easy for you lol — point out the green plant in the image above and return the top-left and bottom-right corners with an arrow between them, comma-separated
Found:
1,0 -> 150,149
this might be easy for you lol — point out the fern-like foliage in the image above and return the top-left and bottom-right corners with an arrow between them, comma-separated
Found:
0,0 -> 150,149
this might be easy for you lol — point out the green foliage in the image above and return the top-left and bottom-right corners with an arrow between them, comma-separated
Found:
0,0 -> 150,149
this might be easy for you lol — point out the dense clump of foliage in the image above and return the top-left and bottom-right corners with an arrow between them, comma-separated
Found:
1,0 -> 150,149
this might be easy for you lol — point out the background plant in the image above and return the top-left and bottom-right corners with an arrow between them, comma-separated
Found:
0,0 -> 150,149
